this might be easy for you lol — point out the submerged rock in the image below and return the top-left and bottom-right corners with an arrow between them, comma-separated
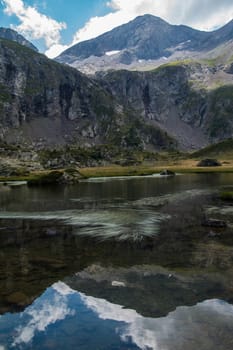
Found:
160,169 -> 175,176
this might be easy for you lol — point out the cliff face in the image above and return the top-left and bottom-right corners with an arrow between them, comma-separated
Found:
0,38 -> 175,151
1,34 -> 233,153
96,63 -> 233,150
0,38 -> 106,145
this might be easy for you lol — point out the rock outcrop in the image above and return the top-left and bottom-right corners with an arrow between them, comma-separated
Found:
96,63 -> 233,149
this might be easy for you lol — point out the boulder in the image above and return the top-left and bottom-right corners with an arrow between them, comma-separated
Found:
160,169 -> 175,176
197,159 -> 221,167
60,168 -> 83,184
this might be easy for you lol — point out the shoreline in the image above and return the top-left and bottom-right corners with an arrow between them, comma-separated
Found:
1,163 -> 233,183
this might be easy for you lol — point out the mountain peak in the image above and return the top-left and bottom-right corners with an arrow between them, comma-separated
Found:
56,15 -> 233,74
131,14 -> 169,24
56,14 -> 197,64
0,27 -> 38,52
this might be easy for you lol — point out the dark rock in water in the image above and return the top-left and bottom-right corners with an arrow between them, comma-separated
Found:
160,169 -> 175,176
202,218 -> 227,228
197,159 -> 222,167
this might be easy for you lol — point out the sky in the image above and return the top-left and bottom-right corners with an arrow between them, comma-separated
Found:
0,0 -> 233,58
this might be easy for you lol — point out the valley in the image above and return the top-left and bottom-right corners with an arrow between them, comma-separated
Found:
0,8 -> 233,350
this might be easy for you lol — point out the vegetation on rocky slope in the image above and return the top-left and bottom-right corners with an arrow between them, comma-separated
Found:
0,37 -> 176,152
1,33 -> 233,159
192,138 -> 233,159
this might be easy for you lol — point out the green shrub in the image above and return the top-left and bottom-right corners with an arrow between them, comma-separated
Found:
220,191 -> 233,201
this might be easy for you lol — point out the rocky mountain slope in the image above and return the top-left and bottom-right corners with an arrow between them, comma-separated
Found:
0,27 -> 38,52
56,15 -> 233,74
96,61 -> 233,149
0,25 -> 233,155
0,37 -> 175,152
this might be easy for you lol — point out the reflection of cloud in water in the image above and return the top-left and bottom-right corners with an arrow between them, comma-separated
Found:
80,293 -> 162,350
0,188 -> 213,241
206,206 -> 233,216
13,282 -> 75,347
81,175 -> 153,183
71,209 -> 169,241
81,174 -> 184,183
132,189 -> 213,208
82,294 -> 233,350
0,209 -> 169,241
80,293 -> 139,322
9,281 -> 233,350
70,189 -> 213,208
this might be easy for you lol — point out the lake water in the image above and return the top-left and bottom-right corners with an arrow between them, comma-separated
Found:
0,173 -> 233,350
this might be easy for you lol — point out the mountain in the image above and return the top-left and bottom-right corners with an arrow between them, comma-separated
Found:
56,15 -> 233,74
0,27 -> 38,52
96,61 -> 233,149
0,37 -> 175,152
0,27 -> 233,158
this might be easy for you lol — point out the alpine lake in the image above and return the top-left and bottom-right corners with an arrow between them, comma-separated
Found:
0,172 -> 233,350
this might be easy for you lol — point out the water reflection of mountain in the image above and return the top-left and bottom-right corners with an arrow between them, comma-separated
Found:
1,281 -> 233,350
65,264 -> 232,318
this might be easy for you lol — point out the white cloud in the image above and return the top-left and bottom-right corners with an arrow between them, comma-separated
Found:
45,43 -> 69,58
82,295 -> 233,350
13,282 -> 75,347
2,0 -> 66,48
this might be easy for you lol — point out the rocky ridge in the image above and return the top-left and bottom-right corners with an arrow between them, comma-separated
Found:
56,15 -> 233,74
0,27 -> 38,52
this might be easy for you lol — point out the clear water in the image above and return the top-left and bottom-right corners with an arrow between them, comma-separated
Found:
0,173 -> 233,349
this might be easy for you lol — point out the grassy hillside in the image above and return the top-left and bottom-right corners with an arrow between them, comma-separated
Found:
192,138 -> 233,159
